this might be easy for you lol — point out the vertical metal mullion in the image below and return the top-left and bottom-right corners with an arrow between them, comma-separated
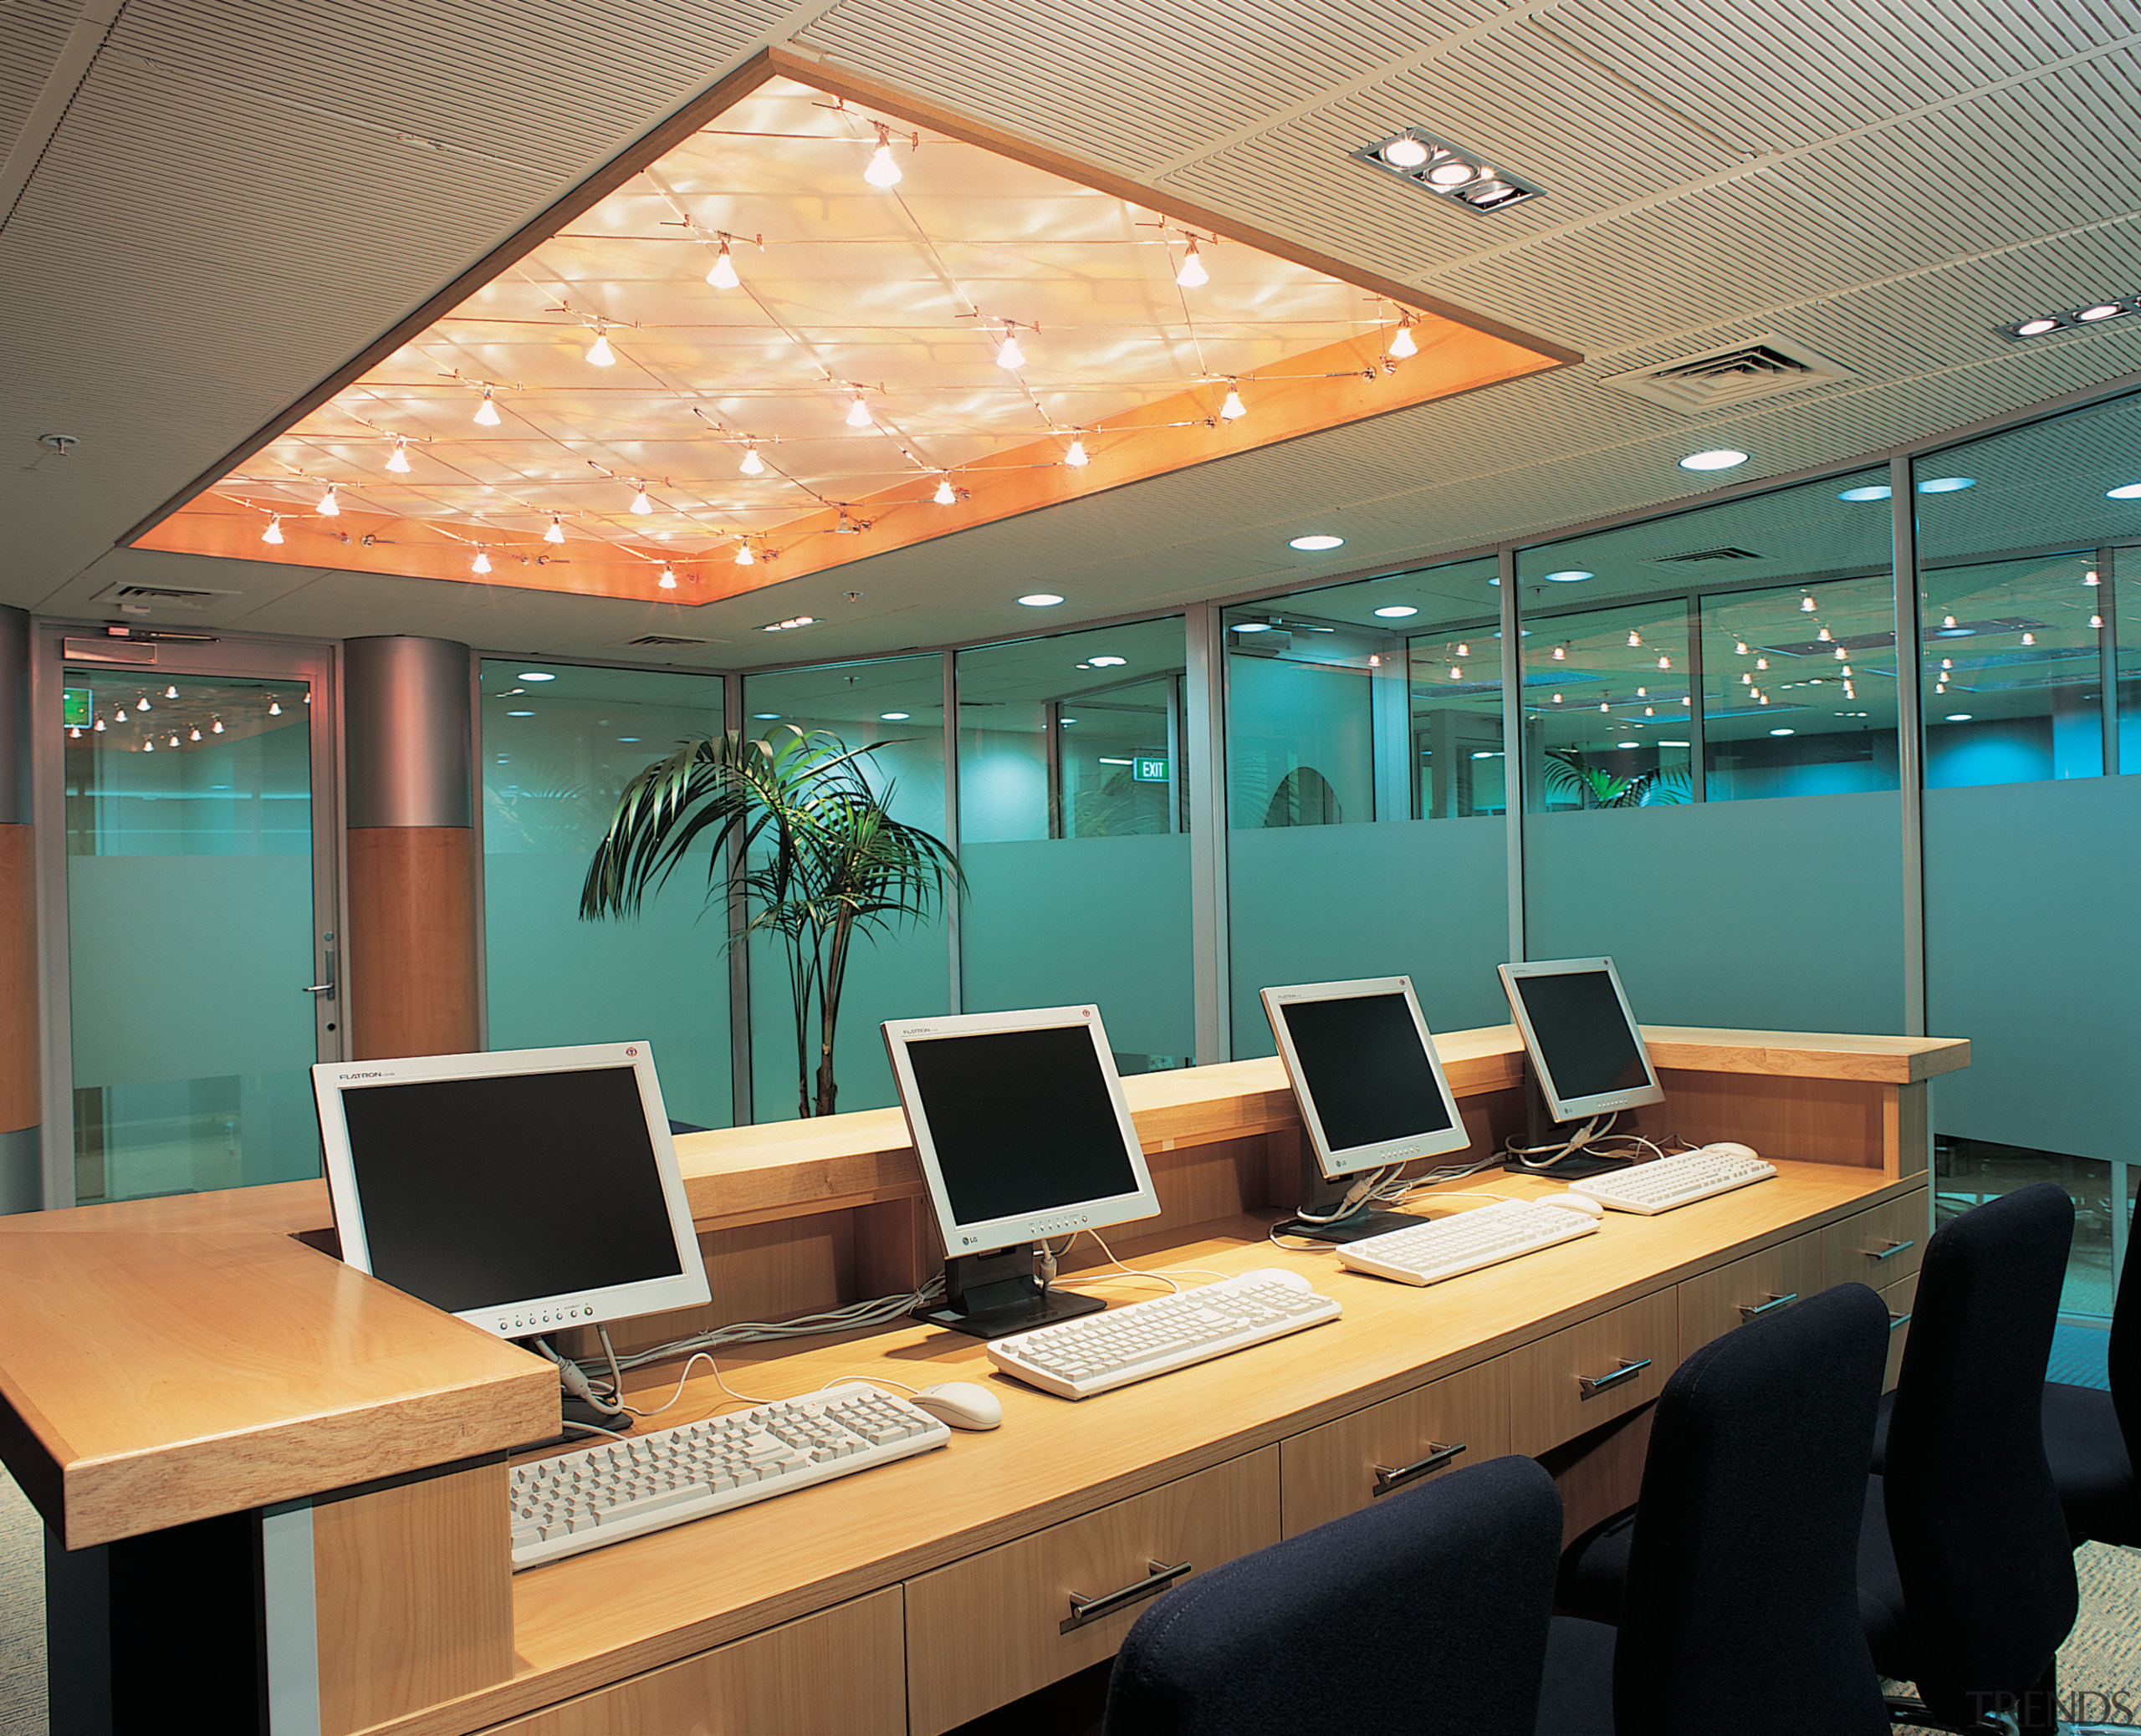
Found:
30,625 -> 72,1208
725,673 -> 753,1127
466,654 -> 486,1054
1892,454 -> 1927,1039
1045,699 -> 1063,839
1165,673 -> 1183,834
1369,639 -> 1409,821
1184,604 -> 1230,1065
942,649 -> 961,1014
1498,548 -> 1525,965
2098,547 -> 2119,779
1684,590 -> 1706,801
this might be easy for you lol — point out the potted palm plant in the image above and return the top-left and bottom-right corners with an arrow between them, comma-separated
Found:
580,726 -> 962,1120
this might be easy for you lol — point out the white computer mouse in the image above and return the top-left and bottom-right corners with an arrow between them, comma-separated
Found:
1234,1266 -> 1314,1293
1541,1192 -> 1606,1218
910,1381 -> 1004,1431
1704,1141 -> 1762,1163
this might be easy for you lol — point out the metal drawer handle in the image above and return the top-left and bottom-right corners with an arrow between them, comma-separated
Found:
1867,1238 -> 1915,1263
1372,1441 -> 1466,1496
1578,1356 -> 1652,1400
1738,1291 -> 1798,1322
1888,1310 -> 1911,1331
1062,1558 -> 1193,1633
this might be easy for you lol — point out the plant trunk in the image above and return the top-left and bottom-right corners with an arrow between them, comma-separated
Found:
814,908 -> 857,1118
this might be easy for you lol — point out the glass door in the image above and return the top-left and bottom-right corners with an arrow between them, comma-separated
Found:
38,631 -> 340,1205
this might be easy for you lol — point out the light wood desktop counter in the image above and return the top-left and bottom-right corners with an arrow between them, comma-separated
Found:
0,1024 -> 1965,1735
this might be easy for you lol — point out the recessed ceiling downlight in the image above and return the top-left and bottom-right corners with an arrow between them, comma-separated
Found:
1088,655 -> 1127,667
1770,728 -> 1795,737
2108,483 -> 2141,499
1372,605 -> 1418,618
1945,713 -> 1973,722
517,671 -> 557,682
1679,448 -> 1750,471
1017,592 -> 1065,606
1289,534 -> 1345,551
1917,477 -> 1975,493
1838,485 -> 1892,502
1543,569 -> 1593,583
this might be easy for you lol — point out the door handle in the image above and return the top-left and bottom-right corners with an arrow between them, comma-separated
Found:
304,945 -> 337,1000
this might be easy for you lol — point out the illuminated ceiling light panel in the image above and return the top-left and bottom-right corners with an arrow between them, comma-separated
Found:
137,68 -> 1567,606
1352,128 -> 1545,213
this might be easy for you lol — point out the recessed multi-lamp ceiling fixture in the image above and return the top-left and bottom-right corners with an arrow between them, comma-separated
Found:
132,62 -> 1566,609
1352,128 -> 1544,212
2000,296 -> 2141,340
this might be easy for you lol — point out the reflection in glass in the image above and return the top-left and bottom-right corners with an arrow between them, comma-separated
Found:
480,661 -> 732,1128
1521,600 -> 1692,810
1703,574 -> 1898,799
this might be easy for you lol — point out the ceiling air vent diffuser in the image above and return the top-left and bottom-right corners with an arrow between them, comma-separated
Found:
621,634 -> 706,648
90,582 -> 241,611
1601,338 -> 1853,413
1652,546 -> 1762,564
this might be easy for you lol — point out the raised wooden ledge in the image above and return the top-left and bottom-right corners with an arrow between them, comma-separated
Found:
1640,1027 -> 1969,1083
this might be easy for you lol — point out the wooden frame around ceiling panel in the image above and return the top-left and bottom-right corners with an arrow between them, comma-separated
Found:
125,49 -> 1580,605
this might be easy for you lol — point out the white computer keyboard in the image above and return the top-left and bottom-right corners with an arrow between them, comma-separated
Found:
1336,1197 -> 1599,1286
1571,1145 -> 1776,1215
508,1385 -> 950,1570
987,1269 -> 1341,1400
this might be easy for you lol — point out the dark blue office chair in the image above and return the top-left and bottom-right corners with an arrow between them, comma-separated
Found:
1103,1454 -> 1561,1736
1535,1282 -> 1893,1736
1860,1182 -> 2079,1733
2039,1228 -> 2137,1545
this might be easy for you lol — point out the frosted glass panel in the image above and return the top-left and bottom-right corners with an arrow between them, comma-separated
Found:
1924,778 -> 2141,1162
64,672 -> 319,1201
482,662 -> 730,1128
1525,792 -> 1905,1034
1228,819 -> 1509,1056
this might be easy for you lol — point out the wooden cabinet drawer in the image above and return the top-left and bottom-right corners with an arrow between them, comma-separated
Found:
483,1587 -> 904,1735
1677,1231 -> 1825,1356
905,1447 -> 1280,1736
1509,1289 -> 1679,1454
1821,1189 -> 1927,1289
1880,1269 -> 1918,1393
1280,1361 -> 1509,1538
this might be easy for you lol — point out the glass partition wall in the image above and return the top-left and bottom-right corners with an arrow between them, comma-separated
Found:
466,381 -> 2141,1315
1223,558 -> 1510,1052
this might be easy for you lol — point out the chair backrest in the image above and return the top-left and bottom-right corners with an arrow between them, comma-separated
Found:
1103,1453 -> 1560,1736
1884,1182 -> 2077,1721
1612,1280 -> 1893,1736
2110,1209 -> 2140,1459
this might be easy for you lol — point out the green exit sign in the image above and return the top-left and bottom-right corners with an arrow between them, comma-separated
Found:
62,687 -> 90,728
1132,755 -> 1170,783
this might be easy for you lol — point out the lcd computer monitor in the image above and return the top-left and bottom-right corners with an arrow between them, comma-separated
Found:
883,1004 -> 1160,1337
1497,957 -> 1665,1126
1260,977 -> 1470,1242
314,1042 -> 711,1344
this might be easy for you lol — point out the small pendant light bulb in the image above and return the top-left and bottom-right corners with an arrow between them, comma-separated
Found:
865,142 -> 902,188
473,389 -> 501,426
136,694 -> 151,712
212,718 -> 223,734
1735,641 -> 1749,655
1551,645 -> 1566,660
1756,656 -> 1769,670
1175,239 -> 1208,288
631,484 -> 654,514
1817,626 -> 1832,641
996,332 -> 1026,370
707,240 -> 739,289
735,542 -> 754,567
317,483 -> 339,517
2092,614 -> 2104,630
1448,666 -> 1462,680
386,437 -> 411,473
2086,570 -> 2101,585
268,700 -> 282,716
1064,438 -> 1089,467
189,728 -> 201,742
1456,643 -> 1471,658
846,393 -> 872,428
1627,630 -> 1642,647
471,549 -> 492,574
1833,646 -> 1847,660
544,516 -> 565,544
2021,631 -> 2036,645
92,717 -> 105,733
657,567 -> 677,590
1219,382 -> 1246,420
115,707 -> 127,722
1943,615 -> 1958,629
262,516 -> 284,545
740,444 -> 765,476
1801,595 -> 1817,612
933,476 -> 957,505
1387,319 -> 1417,359
586,328 -> 616,366
165,686 -> 177,699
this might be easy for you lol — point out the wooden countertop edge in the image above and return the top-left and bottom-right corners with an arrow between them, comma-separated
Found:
359,1173 -> 1926,1735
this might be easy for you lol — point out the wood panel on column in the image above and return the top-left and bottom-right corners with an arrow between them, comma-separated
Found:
347,828 -> 478,1059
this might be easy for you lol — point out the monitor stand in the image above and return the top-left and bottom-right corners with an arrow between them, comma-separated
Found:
916,1243 -> 1106,1339
1501,1071 -> 1638,1180
1276,1150 -> 1428,1245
